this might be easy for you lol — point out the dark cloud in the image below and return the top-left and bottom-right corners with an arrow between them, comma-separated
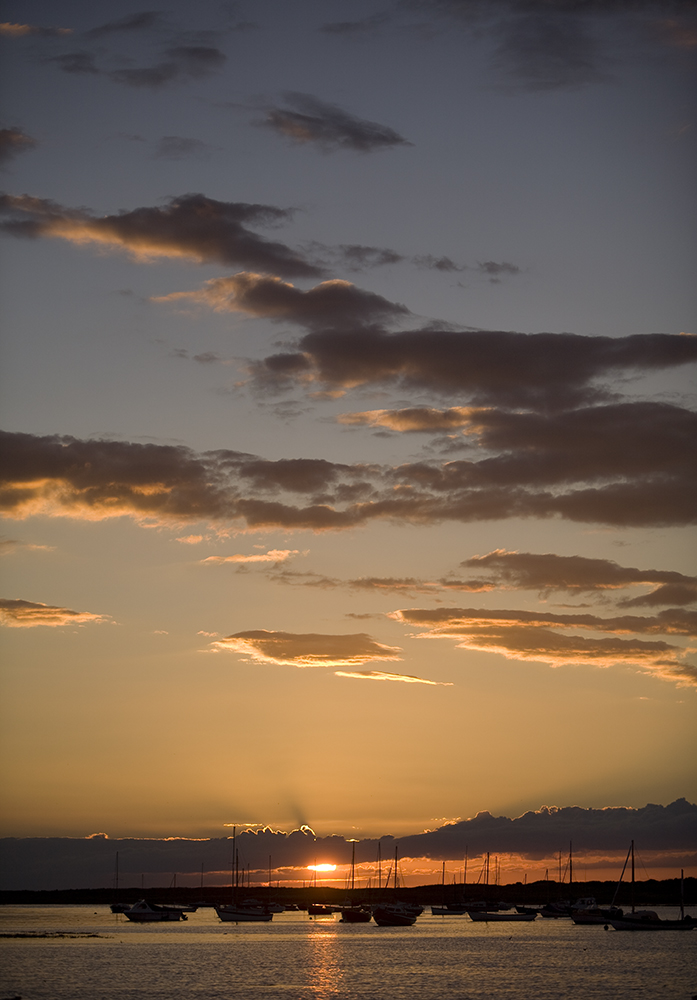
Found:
402,0 -> 697,88
152,136 -> 218,160
459,550 -> 697,605
213,629 -> 402,667
253,326 -> 697,410
155,272 -> 408,329
0,193 -> 322,276
0,127 -> 37,165
46,51 -> 100,74
258,92 -> 412,153
0,598 -> 108,628
1,414 -> 694,533
321,13 -> 394,35
109,45 -> 226,87
305,242 -> 482,274
476,260 -> 521,282
1,800 -> 694,888
85,11 -> 165,38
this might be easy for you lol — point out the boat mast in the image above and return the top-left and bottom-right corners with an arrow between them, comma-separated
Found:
569,841 -> 573,899
630,839 -> 635,913
394,846 -> 399,892
351,842 -> 356,893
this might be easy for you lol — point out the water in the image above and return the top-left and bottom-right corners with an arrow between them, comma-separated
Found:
1,905 -> 695,999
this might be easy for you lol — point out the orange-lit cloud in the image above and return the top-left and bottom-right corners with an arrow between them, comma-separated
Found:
0,127 -> 37,165
335,669 -> 452,685
338,406 -> 482,433
154,271 -> 409,330
2,425 -> 695,532
201,548 -> 299,565
0,22 -> 71,37
0,598 -> 109,628
392,607 -> 697,687
212,629 -> 402,667
0,194 -> 321,277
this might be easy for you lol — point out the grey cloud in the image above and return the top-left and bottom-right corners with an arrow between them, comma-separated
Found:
155,272 -> 409,330
1,417 -> 694,533
259,92 -> 412,153
253,327 -> 697,410
459,550 -> 697,605
85,11 -> 165,38
0,193 -> 322,277
476,260 -> 521,281
1,800 -> 694,888
0,127 -> 37,165
47,51 -> 100,74
153,136 -> 218,160
109,45 -> 226,88
398,1 -> 697,89
321,12 -> 394,35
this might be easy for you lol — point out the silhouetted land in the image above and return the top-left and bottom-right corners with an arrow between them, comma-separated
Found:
0,878 -> 693,908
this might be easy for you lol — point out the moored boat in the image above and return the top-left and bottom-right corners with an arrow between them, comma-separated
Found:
468,910 -> 536,922
215,903 -> 273,922
608,910 -> 694,931
124,899 -> 188,922
373,903 -> 417,926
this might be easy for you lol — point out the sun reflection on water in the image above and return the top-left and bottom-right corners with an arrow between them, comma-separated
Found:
305,926 -> 344,996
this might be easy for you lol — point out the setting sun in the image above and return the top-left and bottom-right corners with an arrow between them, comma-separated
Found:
307,864 -> 337,872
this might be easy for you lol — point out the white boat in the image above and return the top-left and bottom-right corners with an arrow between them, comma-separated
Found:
124,899 -> 187,922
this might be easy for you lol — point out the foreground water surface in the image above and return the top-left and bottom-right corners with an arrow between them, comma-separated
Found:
1,905 -> 695,999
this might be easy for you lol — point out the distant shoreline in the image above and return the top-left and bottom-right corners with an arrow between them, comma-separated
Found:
1,877 -> 693,908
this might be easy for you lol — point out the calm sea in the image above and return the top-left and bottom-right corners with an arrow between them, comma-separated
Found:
1,904 -> 695,999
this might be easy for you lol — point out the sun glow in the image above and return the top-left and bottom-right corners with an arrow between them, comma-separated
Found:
308,864 -> 336,872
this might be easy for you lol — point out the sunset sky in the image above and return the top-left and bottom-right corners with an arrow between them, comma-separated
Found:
1,0 -> 695,879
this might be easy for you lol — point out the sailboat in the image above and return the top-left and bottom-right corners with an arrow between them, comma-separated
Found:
608,845 -> 694,931
215,828 -> 273,923
340,842 -> 371,923
372,847 -> 419,926
110,852 -> 131,913
467,854 -> 536,922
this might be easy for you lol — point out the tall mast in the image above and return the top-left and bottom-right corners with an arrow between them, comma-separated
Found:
569,841 -> 573,898
630,839 -> 635,913
394,846 -> 398,891
351,842 -> 356,893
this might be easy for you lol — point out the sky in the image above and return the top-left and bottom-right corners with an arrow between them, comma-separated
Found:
0,0 -> 696,884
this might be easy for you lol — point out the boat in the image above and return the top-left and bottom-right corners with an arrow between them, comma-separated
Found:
373,847 -> 418,926
373,902 -> 417,926
214,826 -> 273,923
570,897 -> 623,925
607,846 -> 694,931
215,903 -> 273,922
340,843 -> 372,922
124,899 -> 188,922
608,910 -> 694,931
308,904 -> 335,916
468,910 -> 536,922
109,852 -> 131,912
